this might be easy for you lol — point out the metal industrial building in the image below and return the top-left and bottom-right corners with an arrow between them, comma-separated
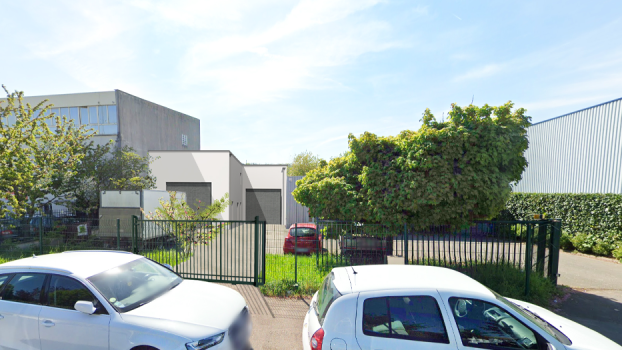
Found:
2,90 -> 200,156
513,97 -> 622,193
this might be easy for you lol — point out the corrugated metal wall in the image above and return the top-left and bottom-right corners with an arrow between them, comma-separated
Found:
513,97 -> 622,193
286,176 -> 312,227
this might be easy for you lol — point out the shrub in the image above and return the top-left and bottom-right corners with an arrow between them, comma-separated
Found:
592,241 -> 614,256
559,231 -> 574,251
506,193 -> 622,245
612,243 -> 622,262
571,233 -> 593,253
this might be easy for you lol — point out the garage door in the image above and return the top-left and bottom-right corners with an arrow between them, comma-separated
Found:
166,182 -> 212,211
246,189 -> 281,224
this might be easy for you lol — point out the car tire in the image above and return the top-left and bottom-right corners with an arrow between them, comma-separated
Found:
131,346 -> 159,350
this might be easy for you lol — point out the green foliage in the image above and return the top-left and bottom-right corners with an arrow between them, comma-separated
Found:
293,102 -> 531,229
571,233 -> 592,253
505,193 -> 622,254
469,264 -> 557,307
612,244 -> 622,262
592,241 -> 614,257
142,191 -> 231,255
288,151 -> 327,177
59,144 -> 158,214
0,86 -> 93,217
559,231 -> 574,250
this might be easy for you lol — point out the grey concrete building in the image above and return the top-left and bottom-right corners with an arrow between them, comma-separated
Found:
2,90 -> 200,156
513,97 -> 622,193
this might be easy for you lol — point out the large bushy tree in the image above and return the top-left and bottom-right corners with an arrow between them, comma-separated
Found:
293,102 -> 531,229
0,86 -> 92,218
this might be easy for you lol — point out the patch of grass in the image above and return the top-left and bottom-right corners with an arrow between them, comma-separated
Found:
467,264 -> 558,307
261,254 -> 559,307
142,249 -> 191,267
261,254 -> 348,297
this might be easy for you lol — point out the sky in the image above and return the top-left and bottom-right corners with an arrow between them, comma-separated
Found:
2,0 -> 622,164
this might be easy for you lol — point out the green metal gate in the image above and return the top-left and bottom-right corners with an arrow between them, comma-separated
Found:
132,216 -> 266,286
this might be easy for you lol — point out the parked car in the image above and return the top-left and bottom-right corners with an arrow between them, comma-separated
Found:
283,223 -> 322,255
0,251 -> 251,350
302,265 -> 621,350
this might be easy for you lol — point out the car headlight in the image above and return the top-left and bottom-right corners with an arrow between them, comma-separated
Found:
185,332 -> 225,350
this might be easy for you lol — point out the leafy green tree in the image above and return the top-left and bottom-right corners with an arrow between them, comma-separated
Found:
288,151 -> 327,176
293,102 -> 531,229
142,191 -> 232,254
59,144 -> 158,215
0,86 -> 92,218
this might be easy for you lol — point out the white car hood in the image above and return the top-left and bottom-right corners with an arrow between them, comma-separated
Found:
123,280 -> 247,333
509,299 -> 622,350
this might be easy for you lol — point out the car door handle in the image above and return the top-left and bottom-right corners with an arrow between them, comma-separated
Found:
41,320 -> 55,327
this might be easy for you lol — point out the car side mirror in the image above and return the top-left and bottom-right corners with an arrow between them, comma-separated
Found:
163,263 -> 173,270
74,301 -> 96,315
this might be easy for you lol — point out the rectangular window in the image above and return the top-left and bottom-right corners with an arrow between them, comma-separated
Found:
47,275 -> 103,313
80,107 -> 89,125
100,124 -> 118,135
69,107 -> 79,124
60,107 -> 69,119
0,274 -> 11,294
89,106 -> 98,124
2,273 -> 46,304
98,105 -> 108,124
363,296 -> 449,344
108,105 -> 117,123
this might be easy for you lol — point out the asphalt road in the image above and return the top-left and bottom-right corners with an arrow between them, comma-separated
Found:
556,252 -> 622,345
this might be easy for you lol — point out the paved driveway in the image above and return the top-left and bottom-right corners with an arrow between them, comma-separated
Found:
556,252 -> 622,345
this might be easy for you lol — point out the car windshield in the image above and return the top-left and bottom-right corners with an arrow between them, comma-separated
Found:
290,227 -> 316,237
87,258 -> 182,313
493,291 -> 571,345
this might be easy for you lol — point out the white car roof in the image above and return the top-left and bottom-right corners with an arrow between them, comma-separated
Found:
0,251 -> 143,278
335,265 -> 494,298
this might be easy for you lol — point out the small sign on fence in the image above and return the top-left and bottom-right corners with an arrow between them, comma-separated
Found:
77,224 -> 88,236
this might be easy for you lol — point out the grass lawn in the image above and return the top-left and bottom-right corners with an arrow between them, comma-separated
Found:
142,249 -> 191,267
260,253 -> 560,307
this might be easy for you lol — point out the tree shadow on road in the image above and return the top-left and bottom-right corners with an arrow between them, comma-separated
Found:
553,288 -> 622,346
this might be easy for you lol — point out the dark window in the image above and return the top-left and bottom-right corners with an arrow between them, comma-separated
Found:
363,296 -> 449,344
2,273 -> 46,304
0,274 -> 11,294
315,272 -> 341,325
448,297 -> 539,349
290,227 -> 316,237
47,275 -> 104,313
108,105 -> 117,124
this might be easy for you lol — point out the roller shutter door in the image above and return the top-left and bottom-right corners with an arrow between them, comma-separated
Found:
166,182 -> 212,211
246,189 -> 281,224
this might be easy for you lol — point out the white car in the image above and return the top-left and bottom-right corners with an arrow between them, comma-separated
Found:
303,265 -> 621,350
0,251 -> 251,350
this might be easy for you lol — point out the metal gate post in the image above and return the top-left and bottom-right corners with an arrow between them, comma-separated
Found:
536,220 -> 548,276
116,218 -> 121,250
39,217 -> 43,255
404,224 -> 408,265
548,219 -> 562,285
131,215 -> 138,254
525,223 -> 533,296
295,223 -> 298,286
254,216 -> 259,286
262,221 -> 267,285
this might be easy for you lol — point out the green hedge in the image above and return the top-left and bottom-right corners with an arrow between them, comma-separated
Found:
504,193 -> 622,257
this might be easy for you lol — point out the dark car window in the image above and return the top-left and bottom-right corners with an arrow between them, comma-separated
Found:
448,297 -> 539,349
363,296 -> 449,344
315,272 -> 341,325
2,273 -> 46,304
0,274 -> 11,294
290,227 -> 317,237
47,275 -> 106,314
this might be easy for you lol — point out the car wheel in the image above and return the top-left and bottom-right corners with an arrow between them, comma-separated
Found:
131,346 -> 159,350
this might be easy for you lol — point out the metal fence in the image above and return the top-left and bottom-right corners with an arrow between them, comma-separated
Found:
133,216 -> 266,286
264,219 -> 562,295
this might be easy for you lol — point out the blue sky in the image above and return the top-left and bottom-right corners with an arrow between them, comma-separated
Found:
2,0 -> 622,163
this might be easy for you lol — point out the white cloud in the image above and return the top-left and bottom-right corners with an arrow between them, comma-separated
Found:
453,63 -> 505,82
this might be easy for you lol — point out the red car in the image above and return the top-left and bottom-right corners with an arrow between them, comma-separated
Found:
283,223 -> 323,255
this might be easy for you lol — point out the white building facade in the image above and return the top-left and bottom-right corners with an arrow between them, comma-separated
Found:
149,151 -> 287,224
